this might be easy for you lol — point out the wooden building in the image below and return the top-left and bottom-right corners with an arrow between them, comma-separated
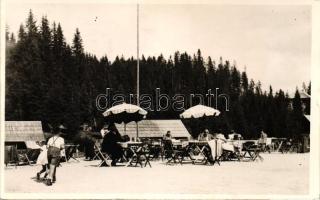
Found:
5,121 -> 45,147
288,90 -> 311,153
115,119 -> 191,140
5,121 -> 45,165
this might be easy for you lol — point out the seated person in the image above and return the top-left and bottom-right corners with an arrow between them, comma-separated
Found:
101,123 -> 124,166
258,130 -> 268,151
198,129 -> 214,141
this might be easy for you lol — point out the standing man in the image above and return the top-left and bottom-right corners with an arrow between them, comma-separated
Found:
46,125 -> 65,186
163,131 -> 172,140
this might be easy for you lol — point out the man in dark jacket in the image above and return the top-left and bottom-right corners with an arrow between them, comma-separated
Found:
101,123 -> 124,166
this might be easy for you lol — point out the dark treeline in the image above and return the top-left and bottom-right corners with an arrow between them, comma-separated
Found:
5,10 -> 310,139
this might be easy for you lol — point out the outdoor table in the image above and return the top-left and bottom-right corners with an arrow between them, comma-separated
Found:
118,142 -> 151,168
172,141 -> 183,149
64,144 -> 80,162
152,141 -> 161,146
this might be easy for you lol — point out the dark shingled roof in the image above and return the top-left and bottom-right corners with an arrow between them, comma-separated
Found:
115,119 -> 190,139
5,121 -> 45,142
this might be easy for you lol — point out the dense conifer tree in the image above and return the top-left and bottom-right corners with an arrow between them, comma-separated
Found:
5,11 -> 310,139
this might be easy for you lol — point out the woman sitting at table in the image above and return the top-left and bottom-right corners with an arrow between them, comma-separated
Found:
101,123 -> 124,166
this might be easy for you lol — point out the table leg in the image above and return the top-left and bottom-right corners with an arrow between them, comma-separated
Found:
126,147 -> 138,167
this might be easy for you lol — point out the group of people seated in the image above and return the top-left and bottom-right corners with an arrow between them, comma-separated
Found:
97,125 -> 267,166
161,128 -> 243,163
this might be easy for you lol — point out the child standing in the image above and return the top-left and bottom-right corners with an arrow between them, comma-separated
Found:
36,141 -> 48,180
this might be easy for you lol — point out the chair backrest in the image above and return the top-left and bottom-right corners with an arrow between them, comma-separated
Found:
242,141 -> 255,150
94,143 -> 103,153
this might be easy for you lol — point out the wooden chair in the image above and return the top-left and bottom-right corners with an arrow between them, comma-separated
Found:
65,144 -> 80,162
220,148 -> 241,161
162,140 -> 184,165
126,144 -> 151,168
93,143 -> 111,167
242,142 -> 263,161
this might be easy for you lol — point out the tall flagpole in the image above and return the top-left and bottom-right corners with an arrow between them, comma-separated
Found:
137,3 -> 139,106
136,3 -> 140,139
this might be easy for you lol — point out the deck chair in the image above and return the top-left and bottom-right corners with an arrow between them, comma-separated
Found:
93,143 -> 112,167
162,140 -> 184,165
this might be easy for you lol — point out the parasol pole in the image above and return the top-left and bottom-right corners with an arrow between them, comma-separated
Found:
136,3 -> 140,140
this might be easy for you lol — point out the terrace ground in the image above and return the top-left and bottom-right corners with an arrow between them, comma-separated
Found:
4,153 -> 309,196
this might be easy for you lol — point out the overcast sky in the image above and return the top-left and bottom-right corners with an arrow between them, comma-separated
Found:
6,1 -> 311,93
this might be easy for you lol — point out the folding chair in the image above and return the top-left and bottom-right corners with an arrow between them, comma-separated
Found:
220,149 -> 241,161
125,144 -> 152,168
163,140 -> 184,165
142,146 -> 152,167
220,143 -> 241,161
242,142 -> 263,161
65,144 -> 80,162
94,143 -> 112,167
145,141 -> 161,161
93,141 -> 103,160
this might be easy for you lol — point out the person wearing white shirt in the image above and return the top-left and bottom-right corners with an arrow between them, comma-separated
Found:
46,127 -> 65,186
